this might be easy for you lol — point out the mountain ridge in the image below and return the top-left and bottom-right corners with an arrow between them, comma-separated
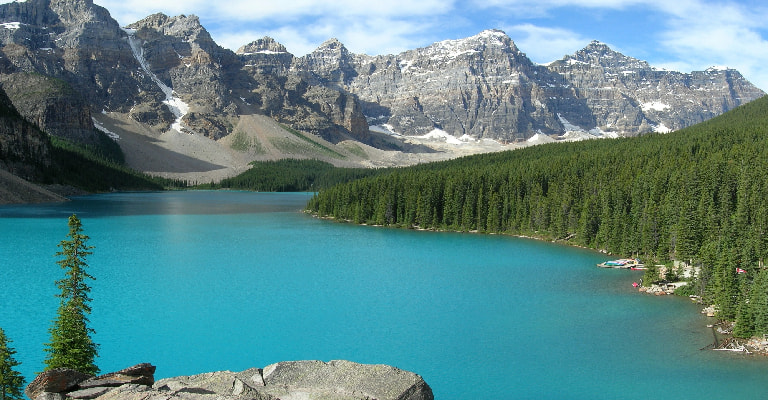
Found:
0,0 -> 763,186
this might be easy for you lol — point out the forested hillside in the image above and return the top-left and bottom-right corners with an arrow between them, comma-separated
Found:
307,95 -> 768,337
197,159 -> 382,192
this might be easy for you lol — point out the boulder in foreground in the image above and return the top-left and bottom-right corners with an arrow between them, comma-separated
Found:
25,360 -> 434,400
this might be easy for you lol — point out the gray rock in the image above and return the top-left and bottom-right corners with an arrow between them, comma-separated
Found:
73,361 -> 432,400
33,392 -> 66,400
24,368 -> 93,400
300,30 -> 594,140
67,386 -> 114,399
79,363 -> 156,388
234,368 -> 265,388
260,360 -> 433,400
153,370 -> 264,398
298,30 -> 765,141
547,40 -> 766,136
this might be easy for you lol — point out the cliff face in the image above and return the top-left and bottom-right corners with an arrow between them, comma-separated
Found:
547,41 -> 766,135
0,0 -> 369,146
236,37 -> 370,144
303,30 -> 594,140
0,0 -> 141,144
0,84 -> 50,178
124,13 -> 240,139
298,31 -> 764,140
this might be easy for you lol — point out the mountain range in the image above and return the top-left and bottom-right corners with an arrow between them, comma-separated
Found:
0,0 -> 764,186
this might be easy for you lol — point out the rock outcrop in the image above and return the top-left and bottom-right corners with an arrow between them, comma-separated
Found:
547,40 -> 766,136
24,361 -> 433,400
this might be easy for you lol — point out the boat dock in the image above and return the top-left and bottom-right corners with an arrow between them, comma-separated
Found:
596,258 -> 645,269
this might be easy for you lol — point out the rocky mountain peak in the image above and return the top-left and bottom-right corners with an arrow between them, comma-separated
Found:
461,29 -> 517,49
47,0 -> 106,24
296,37 -> 357,85
316,38 -> 347,52
584,40 -> 611,52
546,40 -> 765,135
127,13 -> 214,46
407,29 -> 523,65
237,36 -> 290,55
560,40 -> 651,72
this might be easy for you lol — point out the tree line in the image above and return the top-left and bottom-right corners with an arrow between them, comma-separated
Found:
1,215 -> 98,399
196,159 -> 383,192
307,95 -> 768,338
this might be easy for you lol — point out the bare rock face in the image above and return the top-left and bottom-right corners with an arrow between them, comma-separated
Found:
547,40 -> 766,136
237,37 -> 293,76
236,36 -> 370,144
299,30 -> 595,140
297,30 -> 765,141
0,72 -> 95,144
0,0 -> 148,144
0,85 -> 51,178
125,13 -> 236,112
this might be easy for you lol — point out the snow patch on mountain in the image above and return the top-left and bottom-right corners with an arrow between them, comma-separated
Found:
653,123 -> 672,133
370,124 -> 401,136
557,114 -> 619,141
92,117 -> 120,140
527,133 -> 556,145
124,28 -> 190,134
641,101 -> 671,112
411,129 -> 473,145
0,22 -> 22,30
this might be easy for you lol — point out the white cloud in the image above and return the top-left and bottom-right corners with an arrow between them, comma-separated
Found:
88,0 -> 454,56
213,16 -> 440,57
0,0 -> 765,90
476,0 -> 768,90
502,24 -> 590,64
653,1 -> 768,90
95,0 -> 453,25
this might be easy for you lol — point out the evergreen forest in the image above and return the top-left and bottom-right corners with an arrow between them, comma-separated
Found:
196,159 -> 383,192
307,95 -> 768,338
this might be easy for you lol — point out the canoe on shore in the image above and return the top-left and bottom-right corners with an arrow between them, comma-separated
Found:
597,258 -> 645,269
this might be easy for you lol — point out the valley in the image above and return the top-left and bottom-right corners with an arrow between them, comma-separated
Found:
0,0 -> 763,189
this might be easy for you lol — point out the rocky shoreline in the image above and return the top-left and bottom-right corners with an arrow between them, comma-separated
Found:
631,265 -> 768,357
25,360 -> 434,400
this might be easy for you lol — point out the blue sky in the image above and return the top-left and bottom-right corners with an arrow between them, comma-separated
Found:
5,0 -> 768,90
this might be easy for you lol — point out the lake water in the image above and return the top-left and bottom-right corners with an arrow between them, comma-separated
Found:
2,191 -> 768,399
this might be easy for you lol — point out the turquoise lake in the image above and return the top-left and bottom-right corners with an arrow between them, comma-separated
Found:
2,191 -> 768,399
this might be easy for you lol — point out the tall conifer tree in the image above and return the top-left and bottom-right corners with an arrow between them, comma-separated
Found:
0,328 -> 24,400
44,215 -> 99,375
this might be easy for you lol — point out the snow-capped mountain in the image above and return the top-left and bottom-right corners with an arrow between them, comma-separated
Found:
0,0 -> 764,182
299,33 -> 763,139
547,41 -> 765,135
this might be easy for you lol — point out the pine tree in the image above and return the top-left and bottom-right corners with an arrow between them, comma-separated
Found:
0,328 -> 25,400
43,214 -> 99,375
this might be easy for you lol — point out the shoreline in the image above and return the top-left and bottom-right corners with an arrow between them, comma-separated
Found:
312,211 -> 768,358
